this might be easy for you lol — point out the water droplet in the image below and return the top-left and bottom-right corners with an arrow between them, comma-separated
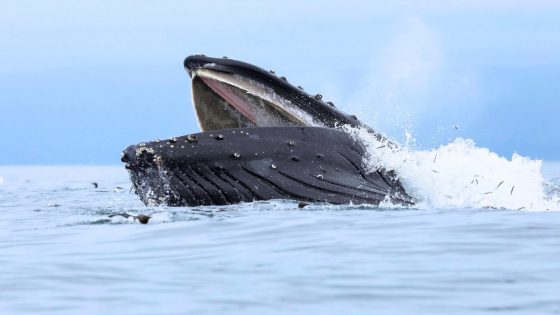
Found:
139,143 -> 146,147
316,174 -> 324,180
350,115 -> 357,120
327,101 -> 335,107
186,135 -> 198,143
314,94 -> 322,100
215,134 -> 224,140
280,76 -> 287,81
290,156 -> 300,162
232,153 -> 241,159
298,86 -> 304,90
270,164 -> 277,169
288,141 -> 295,146
169,137 -> 177,143
156,139 -> 161,143
316,153 -> 325,159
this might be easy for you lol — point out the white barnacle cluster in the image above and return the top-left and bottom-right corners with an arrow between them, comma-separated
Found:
135,147 -> 155,157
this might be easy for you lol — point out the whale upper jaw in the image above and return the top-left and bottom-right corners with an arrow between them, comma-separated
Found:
184,55 -> 367,132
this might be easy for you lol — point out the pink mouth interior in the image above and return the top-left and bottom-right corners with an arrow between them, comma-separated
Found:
200,77 -> 256,123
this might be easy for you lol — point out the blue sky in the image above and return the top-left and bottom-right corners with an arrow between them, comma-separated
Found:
1,0 -> 559,164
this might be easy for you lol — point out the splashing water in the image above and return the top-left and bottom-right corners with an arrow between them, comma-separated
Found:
346,126 -> 560,211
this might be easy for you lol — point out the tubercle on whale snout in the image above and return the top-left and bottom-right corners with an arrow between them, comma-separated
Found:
122,145 -> 156,170
121,134 -> 200,170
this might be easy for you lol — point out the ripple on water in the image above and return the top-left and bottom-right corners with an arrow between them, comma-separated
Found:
1,166 -> 560,315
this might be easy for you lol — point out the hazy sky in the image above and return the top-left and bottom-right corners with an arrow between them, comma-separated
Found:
1,0 -> 559,164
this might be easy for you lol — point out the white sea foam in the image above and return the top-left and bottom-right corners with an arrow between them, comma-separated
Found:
337,17 -> 558,211
346,126 -> 560,211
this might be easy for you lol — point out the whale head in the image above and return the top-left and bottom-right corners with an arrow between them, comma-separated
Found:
184,55 -> 367,132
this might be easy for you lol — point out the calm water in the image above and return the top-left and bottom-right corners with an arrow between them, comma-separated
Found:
1,165 -> 559,314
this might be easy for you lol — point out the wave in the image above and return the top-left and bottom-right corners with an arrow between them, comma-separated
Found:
346,126 -> 560,211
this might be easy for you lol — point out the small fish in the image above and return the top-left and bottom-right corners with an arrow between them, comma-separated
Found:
109,213 -> 152,224
298,202 -> 309,209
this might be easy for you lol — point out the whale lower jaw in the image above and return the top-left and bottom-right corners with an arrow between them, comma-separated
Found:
122,127 -> 413,207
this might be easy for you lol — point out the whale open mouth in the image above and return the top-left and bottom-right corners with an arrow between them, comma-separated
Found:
190,69 -> 309,131
184,55 -> 361,132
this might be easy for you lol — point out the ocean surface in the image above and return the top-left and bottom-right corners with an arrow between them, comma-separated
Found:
1,164 -> 560,314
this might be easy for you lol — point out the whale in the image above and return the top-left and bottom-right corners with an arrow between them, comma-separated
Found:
122,55 -> 413,207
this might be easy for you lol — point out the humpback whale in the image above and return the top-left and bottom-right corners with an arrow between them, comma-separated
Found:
122,55 -> 413,206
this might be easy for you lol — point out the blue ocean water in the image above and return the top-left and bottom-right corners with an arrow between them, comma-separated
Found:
1,165 -> 559,314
